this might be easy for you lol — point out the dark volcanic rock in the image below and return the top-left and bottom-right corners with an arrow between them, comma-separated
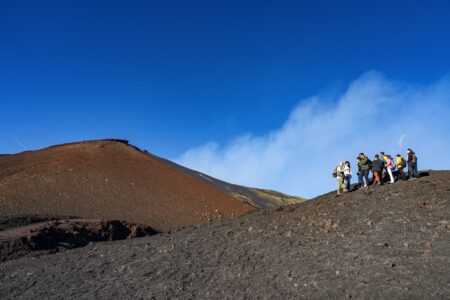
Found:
0,218 -> 158,262
0,171 -> 449,299
0,214 -> 75,231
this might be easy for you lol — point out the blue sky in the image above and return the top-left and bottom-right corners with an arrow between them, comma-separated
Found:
1,1 -> 450,196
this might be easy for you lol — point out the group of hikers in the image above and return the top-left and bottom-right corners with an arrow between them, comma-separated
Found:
333,148 -> 419,195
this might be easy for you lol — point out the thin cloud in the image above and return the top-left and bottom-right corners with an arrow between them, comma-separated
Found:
175,72 -> 450,198
398,134 -> 406,149
13,137 -> 28,150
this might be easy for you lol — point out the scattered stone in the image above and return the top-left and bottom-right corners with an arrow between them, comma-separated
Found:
0,170 -> 448,299
0,218 -> 158,261
383,260 -> 396,268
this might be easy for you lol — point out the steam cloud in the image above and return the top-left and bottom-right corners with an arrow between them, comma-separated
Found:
175,72 -> 450,198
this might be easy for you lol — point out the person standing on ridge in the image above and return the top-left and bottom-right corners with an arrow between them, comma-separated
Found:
385,155 -> 395,184
413,151 -> 419,177
380,152 -> 388,163
335,162 -> 346,195
407,149 -> 419,179
372,154 -> 383,185
396,154 -> 407,181
356,157 -> 363,189
380,151 -> 388,183
358,153 -> 370,188
344,161 -> 352,192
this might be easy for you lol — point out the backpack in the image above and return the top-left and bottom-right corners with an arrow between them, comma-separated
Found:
372,159 -> 381,171
401,157 -> 406,168
368,159 -> 372,170
332,167 -> 338,178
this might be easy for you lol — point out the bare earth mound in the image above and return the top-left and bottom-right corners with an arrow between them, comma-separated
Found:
0,140 -> 254,231
1,171 -> 448,299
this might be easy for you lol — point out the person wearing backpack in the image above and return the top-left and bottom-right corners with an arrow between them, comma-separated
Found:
396,154 -> 407,181
385,155 -> 395,184
357,153 -> 370,188
371,154 -> 383,185
355,156 -> 363,189
413,152 -> 419,178
407,149 -> 419,179
380,152 -> 388,183
334,162 -> 346,195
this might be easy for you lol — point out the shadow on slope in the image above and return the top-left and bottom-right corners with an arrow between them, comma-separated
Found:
146,151 -> 306,208
0,215 -> 158,261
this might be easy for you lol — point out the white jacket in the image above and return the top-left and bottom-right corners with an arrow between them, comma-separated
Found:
336,166 -> 345,177
343,166 -> 352,177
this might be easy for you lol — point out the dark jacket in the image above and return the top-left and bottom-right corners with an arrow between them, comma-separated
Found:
408,152 -> 417,166
358,157 -> 370,171
371,159 -> 382,172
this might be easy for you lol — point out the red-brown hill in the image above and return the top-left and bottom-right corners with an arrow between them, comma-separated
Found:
0,140 -> 254,231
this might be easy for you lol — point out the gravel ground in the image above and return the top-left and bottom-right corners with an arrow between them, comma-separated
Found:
0,218 -> 158,262
0,171 -> 449,299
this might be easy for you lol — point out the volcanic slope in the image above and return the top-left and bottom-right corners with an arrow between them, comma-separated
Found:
1,171 -> 449,299
0,140 -> 254,231
151,154 -> 306,208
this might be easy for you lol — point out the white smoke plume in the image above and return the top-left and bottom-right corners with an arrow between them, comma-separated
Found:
175,72 -> 450,198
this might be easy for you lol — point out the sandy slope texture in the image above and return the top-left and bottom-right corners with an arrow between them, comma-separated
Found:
0,140 -> 254,231
1,171 -> 448,299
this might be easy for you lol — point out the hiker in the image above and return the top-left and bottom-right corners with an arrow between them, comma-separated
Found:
385,155 -> 395,184
356,157 -> 363,189
380,152 -> 388,183
334,162 -> 346,195
343,161 -> 352,192
407,149 -> 419,179
357,153 -> 370,188
414,152 -> 420,177
396,154 -> 407,181
372,154 -> 383,185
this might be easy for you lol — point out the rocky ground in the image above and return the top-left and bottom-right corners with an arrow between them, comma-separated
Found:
0,171 -> 449,299
0,214 -> 74,231
0,216 -> 158,262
